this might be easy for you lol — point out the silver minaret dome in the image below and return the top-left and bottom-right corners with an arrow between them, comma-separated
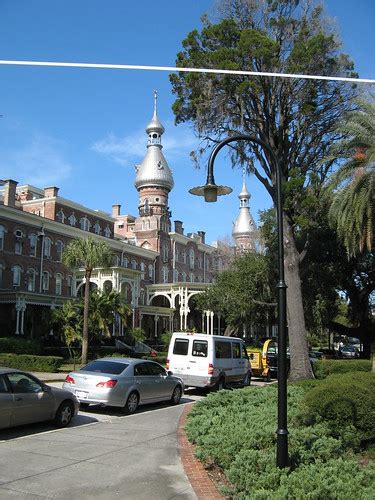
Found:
134,91 -> 174,191
232,173 -> 256,238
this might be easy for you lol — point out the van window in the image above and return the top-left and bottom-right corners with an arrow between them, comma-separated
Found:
173,339 -> 189,355
215,340 -> 231,359
232,342 -> 241,359
192,340 -> 208,357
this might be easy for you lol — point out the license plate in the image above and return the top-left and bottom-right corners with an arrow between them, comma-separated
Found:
75,390 -> 89,399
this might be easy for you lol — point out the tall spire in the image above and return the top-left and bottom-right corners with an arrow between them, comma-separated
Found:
232,172 -> 257,251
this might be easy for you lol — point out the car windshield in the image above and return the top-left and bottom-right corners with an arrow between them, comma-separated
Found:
81,360 -> 129,374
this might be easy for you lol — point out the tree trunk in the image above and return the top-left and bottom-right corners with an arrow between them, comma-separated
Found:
82,272 -> 90,365
283,215 -> 314,381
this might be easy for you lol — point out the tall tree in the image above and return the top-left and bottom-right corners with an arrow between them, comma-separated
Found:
325,98 -> 375,257
62,237 -> 113,364
170,0 -> 357,380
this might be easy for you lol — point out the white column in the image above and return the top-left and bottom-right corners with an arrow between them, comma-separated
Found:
210,311 -> 214,336
15,308 -> 20,335
20,303 -> 26,335
154,315 -> 159,339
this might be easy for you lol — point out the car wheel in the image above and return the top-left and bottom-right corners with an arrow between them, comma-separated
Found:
54,400 -> 74,428
243,372 -> 251,386
264,371 -> 271,383
215,377 -> 226,391
170,385 -> 182,405
79,402 -> 90,410
122,392 -> 139,415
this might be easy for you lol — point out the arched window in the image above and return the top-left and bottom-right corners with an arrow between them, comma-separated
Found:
68,213 -> 76,226
182,272 -> 186,282
15,229 -> 24,255
43,237 -> 52,258
122,256 -> 128,268
173,269 -> 178,282
131,259 -> 137,270
80,216 -> 91,231
104,225 -> 111,238
182,251 -> 186,264
0,225 -> 6,250
12,265 -> 22,286
56,240 -> 63,262
67,275 -> 73,296
42,271 -> 49,292
56,209 -> 65,223
94,222 -> 102,235
27,268 -> 36,292
140,262 -> 145,279
29,233 -> 38,257
55,273 -> 62,295
162,244 -> 169,262
190,273 -> 194,283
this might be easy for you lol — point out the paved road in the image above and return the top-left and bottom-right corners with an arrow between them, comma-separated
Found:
0,391 -> 205,499
0,381 -> 267,499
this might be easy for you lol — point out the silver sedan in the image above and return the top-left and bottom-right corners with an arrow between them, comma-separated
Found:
63,358 -> 184,414
0,367 -> 79,430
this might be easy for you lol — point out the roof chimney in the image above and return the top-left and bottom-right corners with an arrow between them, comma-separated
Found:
197,231 -> 206,244
112,204 -> 121,217
174,220 -> 184,235
44,186 -> 59,198
3,179 -> 18,207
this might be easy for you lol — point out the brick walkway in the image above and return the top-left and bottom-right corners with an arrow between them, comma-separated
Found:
178,404 -> 224,500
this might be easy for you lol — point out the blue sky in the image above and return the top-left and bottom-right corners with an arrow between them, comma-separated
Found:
0,0 -> 374,245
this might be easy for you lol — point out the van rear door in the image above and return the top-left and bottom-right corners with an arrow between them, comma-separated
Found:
169,337 -> 191,385
188,338 -> 209,385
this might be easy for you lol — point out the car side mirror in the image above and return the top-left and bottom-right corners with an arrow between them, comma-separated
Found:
43,384 -> 52,392
167,370 -> 173,376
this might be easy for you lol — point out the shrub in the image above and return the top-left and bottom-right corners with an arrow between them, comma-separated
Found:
0,337 -> 42,355
186,384 -> 375,498
304,371 -> 375,442
313,359 -> 371,379
0,353 -> 63,372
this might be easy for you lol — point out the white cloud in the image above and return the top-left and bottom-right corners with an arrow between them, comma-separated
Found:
91,120 -> 198,166
0,133 -> 73,187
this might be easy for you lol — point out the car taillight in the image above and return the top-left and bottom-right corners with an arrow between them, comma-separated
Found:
166,359 -> 170,370
65,374 -> 75,384
96,379 -> 118,388
208,363 -> 214,375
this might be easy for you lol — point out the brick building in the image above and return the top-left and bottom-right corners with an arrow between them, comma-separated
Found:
0,94 -> 258,343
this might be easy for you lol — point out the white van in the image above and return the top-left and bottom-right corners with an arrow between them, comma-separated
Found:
166,332 -> 252,390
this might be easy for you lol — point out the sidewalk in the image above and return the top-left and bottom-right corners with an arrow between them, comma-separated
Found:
31,371 -> 68,383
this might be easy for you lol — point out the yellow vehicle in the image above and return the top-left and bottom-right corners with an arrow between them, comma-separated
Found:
246,339 -> 273,382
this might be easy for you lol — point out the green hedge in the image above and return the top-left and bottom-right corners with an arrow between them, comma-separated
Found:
313,359 -> 372,379
185,385 -> 375,498
0,353 -> 64,372
304,371 -> 375,442
0,337 -> 42,355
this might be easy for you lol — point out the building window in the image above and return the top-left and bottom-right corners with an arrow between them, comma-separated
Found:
131,259 -> 137,270
162,267 -> 168,283
44,237 -> 52,258
67,275 -> 73,296
27,269 -> 36,292
0,225 -> 5,250
94,222 -> 102,235
0,262 -> 4,287
122,257 -> 128,268
68,213 -> 76,226
42,271 -> 49,291
29,233 -> 38,257
56,240 -> 63,262
12,265 -> 22,287
140,262 -> 145,280
104,225 -> 111,238
148,264 -> 153,280
189,249 -> 195,269
182,251 -> 186,264
173,269 -> 178,282
80,216 -> 91,231
56,209 -> 65,223
14,230 -> 24,255
190,273 -> 194,283
182,272 -> 186,282
162,245 -> 169,262
55,273 -> 62,295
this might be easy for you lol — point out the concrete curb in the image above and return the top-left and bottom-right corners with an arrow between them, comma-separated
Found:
178,404 -> 224,499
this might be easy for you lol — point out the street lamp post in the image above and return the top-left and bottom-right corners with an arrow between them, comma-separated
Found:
189,134 -> 288,468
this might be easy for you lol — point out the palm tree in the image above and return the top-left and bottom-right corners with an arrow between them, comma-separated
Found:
89,289 -> 131,337
62,237 -> 114,364
326,98 -> 375,257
